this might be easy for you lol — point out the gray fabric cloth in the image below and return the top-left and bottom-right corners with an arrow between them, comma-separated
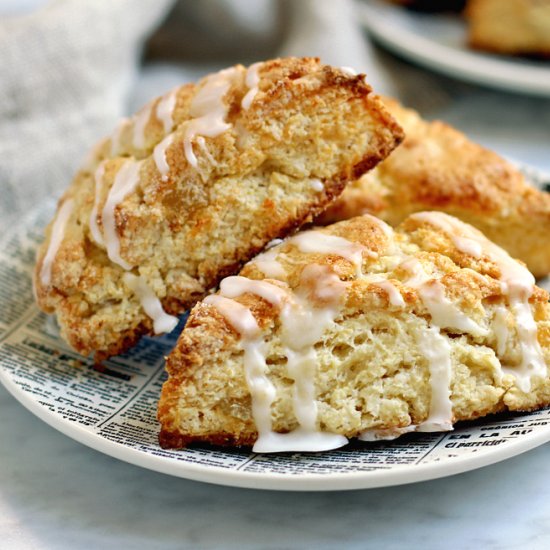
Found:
0,0 -> 172,232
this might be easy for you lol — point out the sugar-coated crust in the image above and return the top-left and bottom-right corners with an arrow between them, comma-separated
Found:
34,57 -> 404,359
466,0 -> 550,57
319,97 -> 550,277
158,214 -> 550,449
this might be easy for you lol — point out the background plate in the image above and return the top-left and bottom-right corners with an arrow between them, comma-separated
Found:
0,165 -> 549,491
358,0 -> 550,97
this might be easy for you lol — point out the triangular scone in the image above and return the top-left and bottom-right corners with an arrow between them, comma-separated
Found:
318,97 -> 550,278
158,212 -> 550,452
34,57 -> 403,360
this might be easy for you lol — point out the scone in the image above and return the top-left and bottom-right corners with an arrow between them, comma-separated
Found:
34,57 -> 404,360
467,0 -> 550,57
158,212 -> 550,452
319,97 -> 550,278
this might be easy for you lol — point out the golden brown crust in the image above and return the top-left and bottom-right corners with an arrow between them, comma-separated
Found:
319,97 -> 550,277
34,57 -> 404,359
158,213 -> 550,449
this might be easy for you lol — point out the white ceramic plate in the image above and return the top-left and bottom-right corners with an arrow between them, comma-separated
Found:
357,0 -> 550,97
0,166 -> 549,492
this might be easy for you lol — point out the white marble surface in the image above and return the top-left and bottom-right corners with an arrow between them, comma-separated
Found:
2,25 -> 550,550
2,381 -> 550,550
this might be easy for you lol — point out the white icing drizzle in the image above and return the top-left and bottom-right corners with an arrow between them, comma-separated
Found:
415,326 -> 454,432
203,294 -> 280,448
183,67 -> 238,168
309,178 -> 324,192
220,276 -> 288,308
362,274 -> 405,308
410,211 -> 546,392
39,198 -> 74,287
504,300 -> 546,392
204,294 -> 261,338
156,88 -> 178,134
241,62 -> 263,110
110,117 -> 130,156
290,230 -> 368,277
210,267 -> 349,453
340,66 -> 357,76
132,103 -> 153,150
89,162 -> 106,245
400,257 -> 488,337
363,213 -> 395,239
250,247 -> 287,279
411,211 -> 484,258
102,160 -> 142,270
374,280 -> 405,308
123,273 -> 178,334
196,136 -> 217,166
153,133 -> 174,182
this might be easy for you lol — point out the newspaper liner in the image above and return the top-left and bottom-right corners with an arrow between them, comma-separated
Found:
1,180 -> 549,487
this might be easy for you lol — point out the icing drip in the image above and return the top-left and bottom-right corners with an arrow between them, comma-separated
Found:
102,160 -> 142,270
89,162 -> 106,245
415,326 -> 454,432
210,267 -> 349,453
363,214 -> 395,239
340,66 -> 357,76
204,294 -> 279,445
309,178 -> 324,192
273,265 -> 348,453
183,67 -> 238,168
156,89 -> 178,134
220,276 -> 288,308
410,211 -> 546,392
132,103 -> 153,150
204,294 -> 261,338
123,273 -> 178,334
241,62 -> 263,110
196,136 -> 217,165
290,230 -> 368,277
153,134 -> 174,182
98,161 -> 177,334
505,300 -> 546,392
362,274 -> 405,308
250,247 -> 287,279
414,211 -> 485,258
39,198 -> 74,286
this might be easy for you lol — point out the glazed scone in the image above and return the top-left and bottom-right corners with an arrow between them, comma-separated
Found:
467,0 -> 550,57
34,57 -> 404,360
158,212 -> 550,451
319,97 -> 550,278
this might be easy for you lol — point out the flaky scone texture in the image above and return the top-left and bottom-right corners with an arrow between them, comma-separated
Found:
467,0 -> 550,57
159,213 -> 550,449
34,57 -> 403,359
319,97 -> 550,278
